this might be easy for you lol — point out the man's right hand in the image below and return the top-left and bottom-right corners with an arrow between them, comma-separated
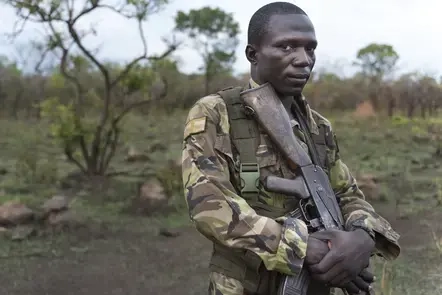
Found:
340,269 -> 375,294
305,235 -> 329,265
305,235 -> 375,294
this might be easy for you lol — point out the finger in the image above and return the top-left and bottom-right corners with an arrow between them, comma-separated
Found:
310,229 -> 339,241
329,270 -> 352,287
343,282 -> 361,294
311,262 -> 346,284
306,238 -> 332,266
352,275 -> 371,292
309,249 -> 341,274
359,268 -> 375,283
320,261 -> 351,286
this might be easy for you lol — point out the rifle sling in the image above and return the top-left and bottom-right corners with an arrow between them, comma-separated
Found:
291,101 -> 322,168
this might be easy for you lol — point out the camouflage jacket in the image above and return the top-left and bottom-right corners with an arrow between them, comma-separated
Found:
181,80 -> 401,277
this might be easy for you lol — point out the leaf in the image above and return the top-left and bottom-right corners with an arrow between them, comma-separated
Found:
355,43 -> 400,77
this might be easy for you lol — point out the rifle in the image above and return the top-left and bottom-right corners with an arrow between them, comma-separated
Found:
239,83 -> 371,295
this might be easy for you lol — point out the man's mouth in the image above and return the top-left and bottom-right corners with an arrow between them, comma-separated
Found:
287,73 -> 310,79
285,74 -> 309,84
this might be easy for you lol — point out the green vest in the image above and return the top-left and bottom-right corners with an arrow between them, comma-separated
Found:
209,86 -> 334,295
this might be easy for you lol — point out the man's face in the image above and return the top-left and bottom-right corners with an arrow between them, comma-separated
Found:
247,14 -> 317,96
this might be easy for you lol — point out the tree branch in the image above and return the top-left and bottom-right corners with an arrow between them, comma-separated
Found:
112,73 -> 168,126
100,127 -> 120,174
64,141 -> 87,174
65,22 -> 110,89
109,19 -> 148,89
100,73 -> 168,172
3,0 -> 177,176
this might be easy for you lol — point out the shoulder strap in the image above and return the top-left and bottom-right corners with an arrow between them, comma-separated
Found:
217,86 -> 261,196
215,86 -> 267,294
292,101 -> 323,168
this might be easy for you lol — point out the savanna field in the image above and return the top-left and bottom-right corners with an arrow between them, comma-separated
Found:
1,1 -> 442,294
0,110 -> 441,295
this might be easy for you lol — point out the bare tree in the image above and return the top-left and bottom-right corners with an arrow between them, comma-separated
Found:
3,0 -> 180,175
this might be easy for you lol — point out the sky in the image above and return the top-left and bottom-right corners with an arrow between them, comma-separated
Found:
0,0 -> 441,78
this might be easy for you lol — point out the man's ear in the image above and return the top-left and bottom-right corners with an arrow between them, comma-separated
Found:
245,44 -> 258,65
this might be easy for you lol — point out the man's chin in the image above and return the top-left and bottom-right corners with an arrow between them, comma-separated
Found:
278,85 -> 304,97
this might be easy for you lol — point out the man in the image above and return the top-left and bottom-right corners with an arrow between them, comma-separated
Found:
181,2 -> 401,295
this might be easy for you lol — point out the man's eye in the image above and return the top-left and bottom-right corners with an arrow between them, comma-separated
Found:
281,45 -> 292,51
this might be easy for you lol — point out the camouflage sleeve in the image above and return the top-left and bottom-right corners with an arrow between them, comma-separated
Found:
181,95 -> 308,276
329,134 -> 401,261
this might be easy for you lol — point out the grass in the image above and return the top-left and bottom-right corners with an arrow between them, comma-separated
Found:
0,110 -> 442,294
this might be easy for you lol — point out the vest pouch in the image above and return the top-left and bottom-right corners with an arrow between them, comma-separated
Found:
209,242 -> 283,295
209,243 -> 262,294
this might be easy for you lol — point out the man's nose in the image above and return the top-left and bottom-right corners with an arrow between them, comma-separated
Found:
292,48 -> 311,67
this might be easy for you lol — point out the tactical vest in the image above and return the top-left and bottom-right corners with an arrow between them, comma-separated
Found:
208,86 -> 335,295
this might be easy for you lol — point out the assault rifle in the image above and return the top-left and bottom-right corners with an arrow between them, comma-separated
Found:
239,83 -> 372,295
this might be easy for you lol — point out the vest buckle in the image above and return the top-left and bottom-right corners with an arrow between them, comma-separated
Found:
239,163 -> 260,194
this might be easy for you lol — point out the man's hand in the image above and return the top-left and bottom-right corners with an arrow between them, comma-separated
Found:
305,235 -> 329,265
340,268 -> 375,294
305,232 -> 375,293
306,229 -> 375,287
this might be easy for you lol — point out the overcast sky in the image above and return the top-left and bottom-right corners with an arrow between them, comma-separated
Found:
0,0 -> 440,77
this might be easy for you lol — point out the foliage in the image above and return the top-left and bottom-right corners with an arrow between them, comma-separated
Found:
353,43 -> 400,111
1,0 -> 179,176
174,6 -> 240,94
0,9 -> 441,291
0,2 -> 441,177
355,43 -> 400,78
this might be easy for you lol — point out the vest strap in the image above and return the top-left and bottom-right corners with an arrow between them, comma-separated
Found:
213,86 -> 334,294
217,86 -> 261,196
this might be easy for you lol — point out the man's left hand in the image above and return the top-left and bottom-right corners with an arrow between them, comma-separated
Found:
306,229 -> 375,286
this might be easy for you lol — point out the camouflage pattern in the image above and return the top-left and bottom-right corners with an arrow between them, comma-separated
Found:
181,92 -> 308,276
208,272 -> 243,295
181,79 -> 401,292
307,107 -> 401,260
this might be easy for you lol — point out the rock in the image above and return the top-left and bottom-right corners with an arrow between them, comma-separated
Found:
0,201 -> 34,226
358,174 -> 378,183
149,142 -> 167,153
357,174 -> 381,201
42,195 -> 70,215
47,210 -> 82,231
412,134 -> 430,143
173,156 -> 182,168
159,228 -> 180,238
353,100 -> 376,118
435,147 -> 442,158
10,225 -> 36,241
125,146 -> 150,162
132,178 -> 168,215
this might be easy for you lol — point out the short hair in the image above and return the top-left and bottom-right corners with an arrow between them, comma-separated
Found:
247,2 -> 308,46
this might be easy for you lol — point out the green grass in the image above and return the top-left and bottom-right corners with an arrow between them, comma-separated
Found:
0,111 -> 442,294
1,110 -> 441,229
370,247 -> 442,295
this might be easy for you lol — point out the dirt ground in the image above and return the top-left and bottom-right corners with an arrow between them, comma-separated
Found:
1,202 -> 441,295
